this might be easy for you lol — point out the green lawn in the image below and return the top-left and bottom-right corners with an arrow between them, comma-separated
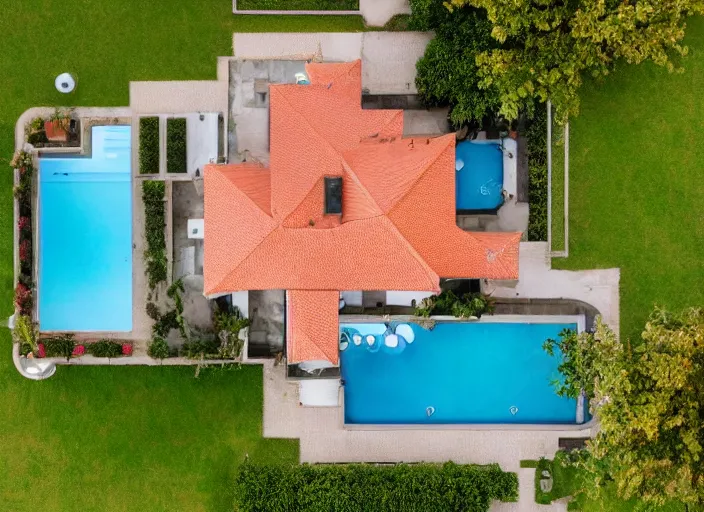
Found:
554,15 -> 704,340
0,2 -> 367,510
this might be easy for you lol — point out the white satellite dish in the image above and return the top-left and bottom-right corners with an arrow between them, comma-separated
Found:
55,73 -> 76,94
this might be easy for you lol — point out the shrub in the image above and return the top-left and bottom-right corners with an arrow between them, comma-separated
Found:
43,335 -> 76,361
180,337 -> 220,359
139,117 -> 159,174
145,302 -> 160,321
526,105 -> 548,241
12,315 -> 37,354
87,339 -> 123,358
235,462 -> 518,512
148,336 -> 170,360
166,118 -> 187,173
142,180 -> 167,289
14,282 -> 32,315
415,290 -> 493,319
153,310 -> 178,338
214,305 -> 250,360
18,216 -> 30,234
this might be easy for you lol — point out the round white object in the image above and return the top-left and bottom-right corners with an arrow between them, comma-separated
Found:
394,324 -> 415,343
385,334 -> 399,348
455,158 -> 464,171
339,340 -> 349,351
365,335 -> 375,346
352,334 -> 362,346
55,73 -> 76,94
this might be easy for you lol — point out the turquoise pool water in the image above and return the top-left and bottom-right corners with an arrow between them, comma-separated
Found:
39,126 -> 132,331
340,321 -> 582,425
455,141 -> 504,211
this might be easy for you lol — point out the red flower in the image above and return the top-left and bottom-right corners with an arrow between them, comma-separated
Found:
37,343 -> 45,358
122,343 -> 133,356
14,282 -> 32,314
18,216 -> 30,232
72,345 -> 86,356
19,239 -> 31,263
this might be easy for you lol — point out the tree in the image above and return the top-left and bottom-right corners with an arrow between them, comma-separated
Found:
546,308 -> 704,507
412,1 -> 500,126
443,0 -> 704,120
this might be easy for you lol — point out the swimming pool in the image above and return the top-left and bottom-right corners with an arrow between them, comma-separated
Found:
455,141 -> 504,211
39,126 -> 132,331
340,319 -> 584,425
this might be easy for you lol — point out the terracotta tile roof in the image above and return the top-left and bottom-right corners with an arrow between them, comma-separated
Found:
286,290 -> 340,364
204,60 -> 521,363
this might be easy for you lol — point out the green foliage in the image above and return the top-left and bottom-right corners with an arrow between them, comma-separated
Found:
545,309 -> 704,507
166,118 -> 187,173
142,180 -> 167,289
542,327 -> 594,400
152,310 -> 178,338
237,0 -> 358,10
139,117 -> 159,174
148,336 -> 170,360
145,302 -> 160,321
235,461 -> 518,511
87,339 -> 123,358
525,105 -> 547,241
446,0 -> 704,121
214,305 -> 250,360
43,334 -> 76,361
415,290 -> 493,319
180,337 -> 220,359
12,315 -> 37,354
413,4 -> 499,126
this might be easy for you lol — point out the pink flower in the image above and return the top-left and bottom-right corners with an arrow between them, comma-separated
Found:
18,216 -> 30,232
14,282 -> 32,314
37,343 -> 45,358
19,239 -> 31,263
72,345 -> 85,356
122,343 -> 133,356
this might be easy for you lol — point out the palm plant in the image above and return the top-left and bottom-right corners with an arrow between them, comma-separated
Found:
13,315 -> 38,354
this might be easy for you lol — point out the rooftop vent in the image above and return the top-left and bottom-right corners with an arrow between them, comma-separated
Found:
324,177 -> 343,215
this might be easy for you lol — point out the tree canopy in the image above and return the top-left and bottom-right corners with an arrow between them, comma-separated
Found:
547,308 -> 704,507
420,0 -> 704,121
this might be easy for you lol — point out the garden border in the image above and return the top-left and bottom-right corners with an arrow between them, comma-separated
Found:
232,0 -> 360,17
547,100 -> 570,258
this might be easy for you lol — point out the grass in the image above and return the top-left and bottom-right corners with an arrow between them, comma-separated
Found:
0,2 -> 369,510
554,15 -> 704,340
0,352 -> 298,512
237,0 -> 359,10
530,454 -> 685,511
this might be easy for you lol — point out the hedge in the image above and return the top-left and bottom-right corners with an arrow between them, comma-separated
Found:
237,0 -> 358,10
235,462 -> 518,512
139,117 -> 159,174
166,118 -> 187,173
526,105 -> 548,242
142,180 -> 167,289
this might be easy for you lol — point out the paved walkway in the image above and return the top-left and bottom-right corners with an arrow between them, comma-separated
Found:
233,32 -> 433,94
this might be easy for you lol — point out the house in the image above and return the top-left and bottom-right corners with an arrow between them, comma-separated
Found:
203,60 -> 521,366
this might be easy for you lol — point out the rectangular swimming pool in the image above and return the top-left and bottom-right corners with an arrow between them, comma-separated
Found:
39,126 -> 132,331
340,319 -> 584,425
455,140 -> 504,211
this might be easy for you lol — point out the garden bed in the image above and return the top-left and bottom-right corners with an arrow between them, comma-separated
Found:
236,0 -> 358,10
33,337 -> 133,360
142,180 -> 167,288
139,117 -> 160,174
166,117 -> 187,173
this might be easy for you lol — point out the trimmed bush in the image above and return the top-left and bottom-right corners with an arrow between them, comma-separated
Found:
43,335 -> 76,361
179,337 -> 220,359
235,462 -> 518,512
142,180 -> 167,289
526,105 -> 548,241
87,339 -> 123,358
148,336 -> 169,360
237,0 -> 358,10
139,117 -> 159,174
166,118 -> 187,173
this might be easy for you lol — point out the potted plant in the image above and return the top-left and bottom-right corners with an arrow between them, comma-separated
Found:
44,109 -> 71,142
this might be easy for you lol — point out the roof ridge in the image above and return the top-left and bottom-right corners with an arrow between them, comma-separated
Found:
385,135 -> 456,217
222,164 -> 273,218
340,159 -> 383,216
376,217 -> 440,292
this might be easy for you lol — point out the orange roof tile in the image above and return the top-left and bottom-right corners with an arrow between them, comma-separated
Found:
204,59 -> 521,363
286,290 -> 340,364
